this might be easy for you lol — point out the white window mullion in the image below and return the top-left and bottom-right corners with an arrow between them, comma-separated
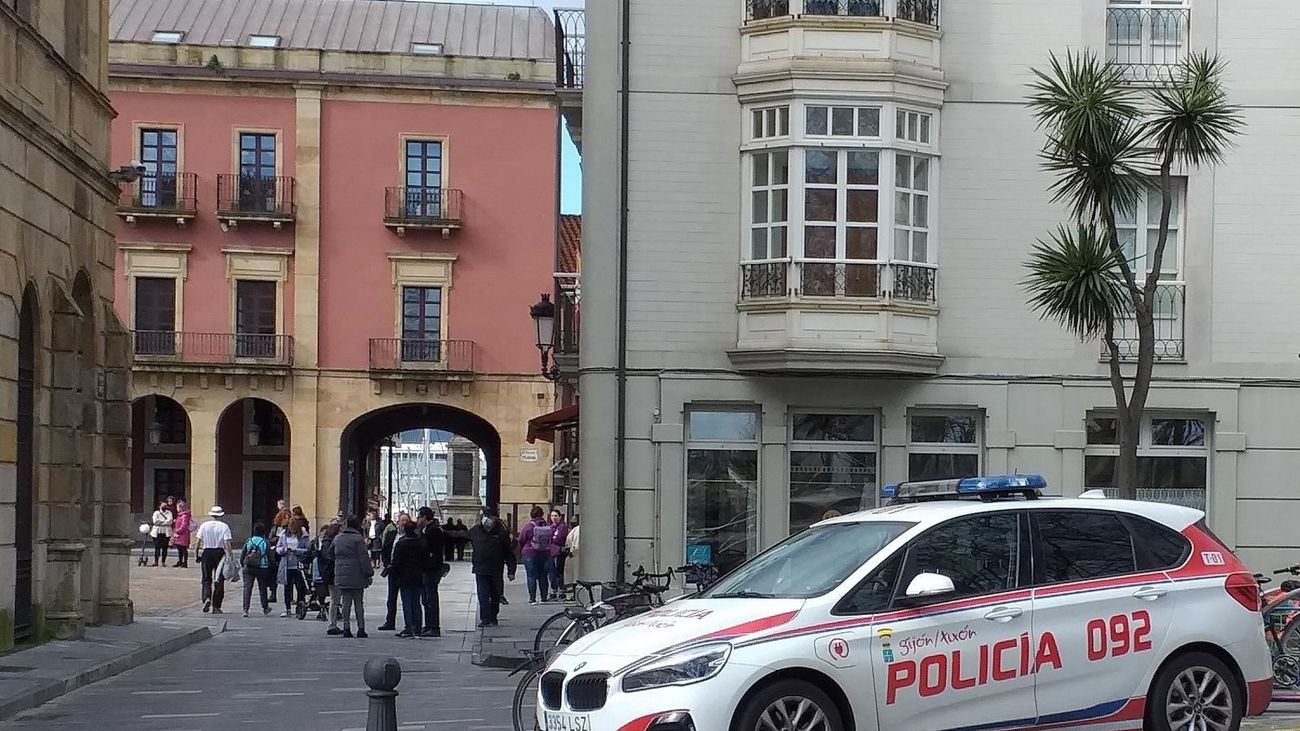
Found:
881,151 -> 899,263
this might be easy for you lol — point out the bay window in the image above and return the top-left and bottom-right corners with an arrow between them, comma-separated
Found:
741,101 -> 937,303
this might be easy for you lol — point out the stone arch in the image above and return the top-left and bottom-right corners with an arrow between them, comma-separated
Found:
14,284 -> 39,644
214,397 -> 291,534
129,394 -> 193,514
338,403 -> 503,518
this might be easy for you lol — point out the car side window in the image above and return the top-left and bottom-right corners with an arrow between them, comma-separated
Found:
1036,510 -> 1136,583
837,554 -> 902,614
895,513 -> 1021,603
1127,515 -> 1191,571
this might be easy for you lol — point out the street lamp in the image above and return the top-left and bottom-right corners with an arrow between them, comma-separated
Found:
529,293 -> 560,381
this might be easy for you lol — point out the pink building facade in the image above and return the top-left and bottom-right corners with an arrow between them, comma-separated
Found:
107,0 -> 561,533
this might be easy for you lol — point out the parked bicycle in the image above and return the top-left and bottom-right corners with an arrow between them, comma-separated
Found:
1261,564 -> 1300,688
531,566 -> 674,654
510,648 -> 552,731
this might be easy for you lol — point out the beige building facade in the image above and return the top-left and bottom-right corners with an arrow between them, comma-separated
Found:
0,0 -> 135,650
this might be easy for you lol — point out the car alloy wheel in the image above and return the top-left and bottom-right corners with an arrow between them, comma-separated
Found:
1165,665 -> 1234,731
754,696 -> 832,731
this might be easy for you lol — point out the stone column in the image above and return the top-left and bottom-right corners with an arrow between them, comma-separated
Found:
291,84 -> 323,524
44,296 -> 86,639
97,312 -> 133,625
187,407 -> 219,517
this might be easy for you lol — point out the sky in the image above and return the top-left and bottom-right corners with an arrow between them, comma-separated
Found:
415,0 -> 585,214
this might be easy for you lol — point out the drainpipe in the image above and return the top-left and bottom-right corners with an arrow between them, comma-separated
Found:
614,0 -> 632,583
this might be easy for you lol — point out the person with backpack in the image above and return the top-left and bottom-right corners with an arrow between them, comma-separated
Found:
518,506 -> 555,605
240,522 -> 273,617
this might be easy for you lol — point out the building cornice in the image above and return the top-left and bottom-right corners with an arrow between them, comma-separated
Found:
0,95 -> 118,202
1,4 -> 116,115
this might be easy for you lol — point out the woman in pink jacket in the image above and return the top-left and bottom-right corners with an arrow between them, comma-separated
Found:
171,500 -> 193,568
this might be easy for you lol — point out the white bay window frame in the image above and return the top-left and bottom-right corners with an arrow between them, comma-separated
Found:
741,100 -> 939,300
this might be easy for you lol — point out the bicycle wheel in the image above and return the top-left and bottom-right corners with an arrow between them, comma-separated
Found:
1278,616 -> 1300,687
533,611 -> 573,653
511,666 -> 542,731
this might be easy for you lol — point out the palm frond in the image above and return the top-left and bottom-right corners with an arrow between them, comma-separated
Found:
1028,50 -> 1140,151
1022,224 -> 1130,340
1039,123 -> 1149,222
1147,51 -> 1245,167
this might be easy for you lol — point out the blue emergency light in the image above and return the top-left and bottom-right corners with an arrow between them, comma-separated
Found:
882,474 -> 1047,503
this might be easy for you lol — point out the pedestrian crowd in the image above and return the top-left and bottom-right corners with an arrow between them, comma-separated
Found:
158,499 -> 578,636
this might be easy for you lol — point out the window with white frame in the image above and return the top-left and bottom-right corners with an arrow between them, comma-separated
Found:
1116,179 -> 1184,281
802,149 -> 881,296
806,105 -> 882,139
247,34 -> 281,48
753,106 -> 790,140
1083,413 -> 1208,511
1106,0 -> 1189,76
789,413 -> 879,534
686,411 -> 760,575
741,102 -> 937,300
151,30 -> 184,44
896,109 -> 932,144
750,151 -> 789,260
894,154 -> 931,263
908,411 -> 981,481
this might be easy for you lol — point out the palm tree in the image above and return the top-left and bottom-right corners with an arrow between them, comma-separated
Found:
1023,51 -> 1243,499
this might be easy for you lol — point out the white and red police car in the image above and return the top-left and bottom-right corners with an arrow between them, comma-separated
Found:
538,475 -> 1272,731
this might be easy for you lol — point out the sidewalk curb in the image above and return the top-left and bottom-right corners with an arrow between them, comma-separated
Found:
0,619 -> 226,721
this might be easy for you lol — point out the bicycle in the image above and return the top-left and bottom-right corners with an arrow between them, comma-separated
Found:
1259,565 -> 1300,689
511,648 -> 552,731
531,566 -> 675,653
675,562 -> 721,595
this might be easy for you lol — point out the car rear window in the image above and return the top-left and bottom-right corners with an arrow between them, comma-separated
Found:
1035,510 -> 1136,583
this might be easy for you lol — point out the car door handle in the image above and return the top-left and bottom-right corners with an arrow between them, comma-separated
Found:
983,606 -> 1024,622
1133,586 -> 1168,601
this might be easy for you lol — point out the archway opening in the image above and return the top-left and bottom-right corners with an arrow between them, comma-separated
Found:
130,395 -> 192,515
15,286 -> 37,643
339,404 -> 502,524
215,398 -> 290,535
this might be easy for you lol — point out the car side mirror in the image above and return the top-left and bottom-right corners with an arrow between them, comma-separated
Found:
904,572 -> 955,600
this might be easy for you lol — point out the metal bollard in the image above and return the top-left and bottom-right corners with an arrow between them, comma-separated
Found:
364,656 -> 402,731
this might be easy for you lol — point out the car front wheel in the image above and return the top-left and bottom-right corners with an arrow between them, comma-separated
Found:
734,679 -> 844,731
1147,651 -> 1243,731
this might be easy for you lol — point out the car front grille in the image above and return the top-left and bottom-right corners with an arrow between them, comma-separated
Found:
565,672 -> 609,712
540,671 -> 565,710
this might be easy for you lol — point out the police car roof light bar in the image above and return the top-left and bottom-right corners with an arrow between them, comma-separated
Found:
882,474 -> 1048,504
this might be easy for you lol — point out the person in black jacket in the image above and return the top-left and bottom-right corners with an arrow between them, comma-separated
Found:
468,508 -> 516,627
416,507 -> 445,637
377,512 -> 407,631
389,520 -> 428,638
317,524 -> 341,634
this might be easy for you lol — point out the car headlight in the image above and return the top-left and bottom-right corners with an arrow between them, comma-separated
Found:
621,643 -> 732,693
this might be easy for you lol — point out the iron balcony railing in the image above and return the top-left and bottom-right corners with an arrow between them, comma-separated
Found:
216,174 -> 296,220
132,331 -> 295,366
368,338 -> 476,373
1108,282 -> 1185,361
555,8 -> 585,90
118,172 -> 198,216
746,0 -> 939,25
556,291 -> 579,356
741,260 -> 938,303
1106,5 -> 1190,82
383,187 -> 463,227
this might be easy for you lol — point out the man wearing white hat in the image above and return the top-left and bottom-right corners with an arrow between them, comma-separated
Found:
195,506 -> 233,614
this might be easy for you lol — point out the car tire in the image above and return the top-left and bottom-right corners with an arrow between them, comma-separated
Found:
733,678 -> 844,731
1146,651 -> 1243,731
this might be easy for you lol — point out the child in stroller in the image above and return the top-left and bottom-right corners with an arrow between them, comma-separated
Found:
298,523 -> 337,622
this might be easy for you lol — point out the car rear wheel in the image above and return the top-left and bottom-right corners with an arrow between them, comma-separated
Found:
735,679 -> 843,731
1147,651 -> 1243,731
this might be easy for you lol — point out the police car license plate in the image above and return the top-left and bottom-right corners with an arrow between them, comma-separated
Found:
544,712 -> 591,731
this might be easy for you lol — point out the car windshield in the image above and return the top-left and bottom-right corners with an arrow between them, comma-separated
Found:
701,520 -> 914,599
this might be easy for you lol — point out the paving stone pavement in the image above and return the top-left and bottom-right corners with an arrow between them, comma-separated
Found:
4,562 -> 1300,729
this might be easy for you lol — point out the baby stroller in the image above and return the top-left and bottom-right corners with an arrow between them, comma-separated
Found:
295,551 -> 331,621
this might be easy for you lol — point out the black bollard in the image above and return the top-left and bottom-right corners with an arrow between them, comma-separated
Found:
364,656 -> 402,731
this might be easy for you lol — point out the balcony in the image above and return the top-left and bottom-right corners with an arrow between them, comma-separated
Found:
554,286 -> 580,374
1107,282 -> 1185,362
368,339 -> 476,378
1106,4 -> 1190,83
554,8 -> 585,152
730,260 -> 943,374
738,0 -> 942,83
383,187 -> 463,237
117,172 -> 199,226
131,331 -> 295,368
216,174 -> 296,229
746,0 -> 939,25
